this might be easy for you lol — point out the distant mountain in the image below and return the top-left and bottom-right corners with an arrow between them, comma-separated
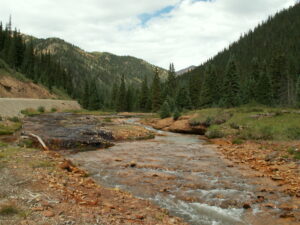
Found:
176,66 -> 196,76
29,37 -> 168,89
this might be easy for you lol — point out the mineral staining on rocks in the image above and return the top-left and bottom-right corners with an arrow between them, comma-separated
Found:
22,113 -> 114,150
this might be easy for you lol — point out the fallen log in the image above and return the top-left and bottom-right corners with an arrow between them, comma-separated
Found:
28,133 -> 49,151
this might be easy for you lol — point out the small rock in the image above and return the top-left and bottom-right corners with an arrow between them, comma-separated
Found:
32,207 -> 44,211
136,215 -> 145,220
263,203 -> 276,209
59,160 -> 74,172
43,210 -> 55,217
129,161 -> 137,168
271,176 -> 284,181
280,211 -> 295,218
243,203 -> 251,209
265,152 -> 278,162
279,203 -> 298,211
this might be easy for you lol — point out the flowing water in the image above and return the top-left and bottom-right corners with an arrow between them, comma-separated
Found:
66,119 -> 299,225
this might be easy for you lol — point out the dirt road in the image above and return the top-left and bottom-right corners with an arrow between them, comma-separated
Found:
0,98 -> 81,117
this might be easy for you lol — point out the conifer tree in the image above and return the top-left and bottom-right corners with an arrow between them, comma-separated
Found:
160,101 -> 171,119
140,76 -> 149,112
189,73 -> 201,108
221,56 -> 240,107
176,87 -> 192,110
117,74 -> 127,112
151,68 -> 161,112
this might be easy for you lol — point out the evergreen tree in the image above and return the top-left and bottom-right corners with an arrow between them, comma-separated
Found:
160,101 -> 171,119
221,56 -> 240,107
296,75 -> 300,108
140,76 -> 149,112
176,87 -> 192,110
117,74 -> 127,112
189,73 -> 201,108
151,67 -> 161,112
166,63 -> 177,98
256,61 -> 273,105
82,81 -> 90,109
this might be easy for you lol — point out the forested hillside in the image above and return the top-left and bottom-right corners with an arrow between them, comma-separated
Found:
0,19 -> 169,111
179,3 -> 300,109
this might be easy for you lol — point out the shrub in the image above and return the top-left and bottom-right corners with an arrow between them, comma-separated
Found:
0,205 -> 19,216
51,107 -> 57,112
238,126 -> 274,140
8,116 -> 20,123
232,138 -> 244,145
173,108 -> 181,120
205,128 -> 224,139
37,106 -> 45,113
230,122 -> 240,130
286,127 -> 300,140
160,101 -> 171,119
0,116 -> 2,121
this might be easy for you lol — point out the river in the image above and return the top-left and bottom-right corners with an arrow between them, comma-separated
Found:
65,118 -> 298,225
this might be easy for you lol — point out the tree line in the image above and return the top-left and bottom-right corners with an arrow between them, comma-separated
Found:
0,18 -> 74,97
180,3 -> 300,108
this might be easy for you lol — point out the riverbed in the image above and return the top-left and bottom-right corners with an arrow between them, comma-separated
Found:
62,118 -> 299,225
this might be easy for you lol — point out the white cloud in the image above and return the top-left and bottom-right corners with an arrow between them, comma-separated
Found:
0,0 -> 296,70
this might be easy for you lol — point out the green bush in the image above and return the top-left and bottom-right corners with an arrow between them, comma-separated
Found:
160,101 -> 171,119
239,126 -> 274,140
37,106 -> 45,113
173,108 -> 181,120
205,128 -> 224,139
8,116 -> 20,123
286,127 -> 300,140
51,107 -> 57,112
230,122 -> 240,129
232,138 -> 244,145
0,205 -> 19,216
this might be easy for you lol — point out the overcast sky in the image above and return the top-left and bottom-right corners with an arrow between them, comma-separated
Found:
0,0 -> 296,70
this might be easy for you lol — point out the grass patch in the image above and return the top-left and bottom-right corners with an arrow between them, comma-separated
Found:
20,108 -> 42,117
0,122 -> 22,135
188,106 -> 300,141
0,147 -> 21,159
205,127 -> 224,139
37,106 -> 45,113
0,141 -> 8,147
0,205 -> 19,216
30,160 -> 54,169
232,138 -> 244,145
64,109 -> 113,116
18,139 -> 34,148
287,147 -> 300,160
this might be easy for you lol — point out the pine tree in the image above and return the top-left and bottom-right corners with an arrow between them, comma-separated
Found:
166,63 -> 177,97
117,74 -> 127,112
151,68 -> 161,112
221,56 -> 240,107
176,87 -> 192,110
82,81 -> 90,109
199,64 -> 217,106
189,73 -> 201,108
296,75 -> 300,108
140,76 -> 149,112
256,61 -> 273,105
160,101 -> 171,119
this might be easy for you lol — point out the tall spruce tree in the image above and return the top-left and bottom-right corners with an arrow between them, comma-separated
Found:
117,74 -> 127,112
140,76 -> 149,112
151,68 -> 161,112
221,56 -> 240,107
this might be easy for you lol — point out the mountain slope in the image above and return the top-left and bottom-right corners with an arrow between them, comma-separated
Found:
0,59 -> 56,99
30,37 -> 168,88
180,2 -> 300,108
